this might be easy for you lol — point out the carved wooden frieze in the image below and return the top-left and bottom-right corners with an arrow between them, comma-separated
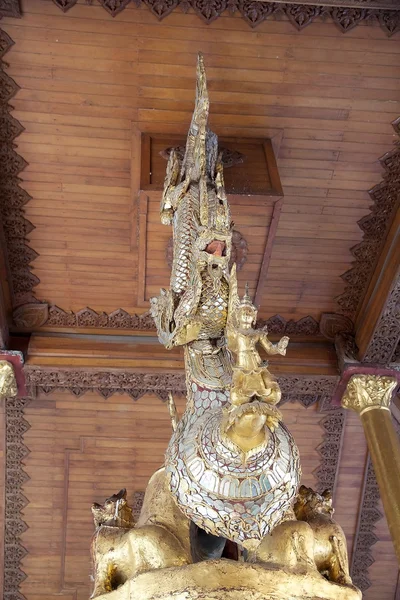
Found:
13,305 -> 157,331
0,28 -> 38,309
3,396 -> 30,600
13,302 -> 336,337
46,0 -> 400,36
337,118 -> 400,317
24,366 -> 338,403
257,315 -> 320,336
362,276 -> 400,365
350,457 -> 381,592
319,313 -> 354,342
0,0 -> 21,18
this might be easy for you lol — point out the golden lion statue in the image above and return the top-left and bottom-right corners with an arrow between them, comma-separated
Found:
90,470 -> 191,599
293,485 -> 352,585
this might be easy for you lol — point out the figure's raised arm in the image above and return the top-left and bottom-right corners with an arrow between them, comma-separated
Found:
259,334 -> 289,356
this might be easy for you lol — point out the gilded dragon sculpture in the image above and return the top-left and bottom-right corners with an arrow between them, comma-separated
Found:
90,54 -> 361,600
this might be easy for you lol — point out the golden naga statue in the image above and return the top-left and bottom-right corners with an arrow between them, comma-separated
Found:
90,54 -> 361,600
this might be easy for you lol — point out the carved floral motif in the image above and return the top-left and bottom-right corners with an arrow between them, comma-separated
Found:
46,0 -> 400,35
0,28 -> 38,308
24,368 -> 188,401
12,302 -> 333,337
24,367 -> 339,407
363,275 -> 400,364
319,313 -> 354,342
51,0 -> 78,11
13,304 -> 157,331
350,458 -> 381,592
337,120 -> 400,316
285,4 -> 322,29
4,396 -> 30,600
98,0 -> 132,16
315,407 -> 345,495
341,374 -> 398,414
0,0 -> 21,18
257,314 -> 320,336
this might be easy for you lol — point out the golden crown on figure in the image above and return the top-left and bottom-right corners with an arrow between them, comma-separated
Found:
89,54 -> 361,600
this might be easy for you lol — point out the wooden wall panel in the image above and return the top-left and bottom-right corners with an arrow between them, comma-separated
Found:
2,0 -> 400,321
0,399 -> 5,595
19,391 -> 323,600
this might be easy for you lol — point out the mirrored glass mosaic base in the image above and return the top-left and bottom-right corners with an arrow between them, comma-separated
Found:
165,385 -> 301,545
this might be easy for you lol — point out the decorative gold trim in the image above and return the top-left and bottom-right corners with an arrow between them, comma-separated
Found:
341,374 -> 398,414
359,405 -> 391,416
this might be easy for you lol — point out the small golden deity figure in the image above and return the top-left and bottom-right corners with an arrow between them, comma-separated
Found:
226,266 -> 289,407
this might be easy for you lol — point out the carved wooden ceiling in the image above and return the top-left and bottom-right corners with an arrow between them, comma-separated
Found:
1,0 -> 399,335
0,1 -> 399,600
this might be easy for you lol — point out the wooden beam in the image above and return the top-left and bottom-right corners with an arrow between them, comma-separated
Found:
254,197 -> 283,309
355,205 -> 400,362
25,333 -> 338,376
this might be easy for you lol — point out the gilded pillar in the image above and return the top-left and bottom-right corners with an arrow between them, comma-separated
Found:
342,374 -> 400,564
0,361 -> 17,398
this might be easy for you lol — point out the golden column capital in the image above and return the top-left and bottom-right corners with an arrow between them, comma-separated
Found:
341,374 -> 398,416
0,360 -> 17,398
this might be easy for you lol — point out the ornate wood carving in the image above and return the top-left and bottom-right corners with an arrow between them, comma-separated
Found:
13,305 -> 156,331
13,302 -> 330,338
319,313 -> 354,342
98,0 -> 132,16
24,366 -> 338,403
315,403 -> 346,497
0,0 -> 21,18
48,0 -> 400,35
24,368 -> 187,402
257,314 -> 320,336
337,118 -> 400,317
350,457 -> 381,592
51,0 -> 78,11
4,396 -> 30,600
362,276 -> 400,364
0,28 -> 38,309
12,303 -> 49,329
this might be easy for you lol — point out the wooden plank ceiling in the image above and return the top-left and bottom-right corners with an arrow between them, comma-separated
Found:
1,3 -> 400,600
3,0 -> 400,324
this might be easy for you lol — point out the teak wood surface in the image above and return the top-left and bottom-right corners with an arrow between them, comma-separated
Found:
3,0 -> 400,326
1,2 -> 400,599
